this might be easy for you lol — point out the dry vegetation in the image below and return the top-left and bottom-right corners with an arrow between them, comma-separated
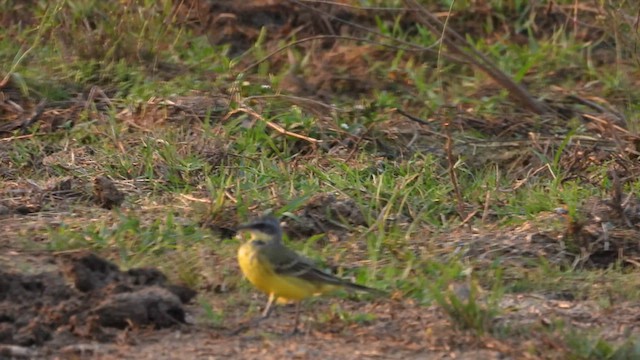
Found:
1,0 -> 640,359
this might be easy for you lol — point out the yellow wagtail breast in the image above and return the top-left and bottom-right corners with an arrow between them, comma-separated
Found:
238,240 -> 328,301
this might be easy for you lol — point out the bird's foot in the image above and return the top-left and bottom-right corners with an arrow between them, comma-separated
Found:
229,316 -> 267,336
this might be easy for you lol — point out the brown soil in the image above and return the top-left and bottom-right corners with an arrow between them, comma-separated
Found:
0,252 -> 195,357
2,206 -> 639,359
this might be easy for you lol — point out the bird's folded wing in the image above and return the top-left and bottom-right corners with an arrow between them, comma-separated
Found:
273,250 -> 345,286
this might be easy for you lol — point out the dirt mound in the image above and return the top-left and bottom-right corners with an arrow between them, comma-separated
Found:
0,252 -> 196,349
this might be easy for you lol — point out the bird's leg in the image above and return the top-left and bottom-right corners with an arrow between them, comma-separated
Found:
289,302 -> 302,335
230,293 -> 277,335
262,293 -> 276,319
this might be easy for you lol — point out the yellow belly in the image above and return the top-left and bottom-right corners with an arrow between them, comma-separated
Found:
237,242 -> 324,301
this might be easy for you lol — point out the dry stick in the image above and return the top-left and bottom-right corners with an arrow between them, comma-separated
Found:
403,0 -> 551,115
344,123 -> 374,163
395,108 -> 447,139
224,107 -> 321,144
0,134 -> 38,142
19,99 -> 47,133
395,108 -> 431,127
481,187 -> 492,224
567,94 -> 626,123
607,169 -> 632,227
443,120 -> 467,224
244,95 -> 342,112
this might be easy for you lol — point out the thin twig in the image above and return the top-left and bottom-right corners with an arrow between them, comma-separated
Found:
224,107 -> 321,144
481,189 -> 492,224
20,99 -> 47,133
567,94 -> 626,122
0,134 -> 38,142
443,120 -> 467,224
243,94 -> 342,112
606,170 -> 631,227
395,108 -> 447,139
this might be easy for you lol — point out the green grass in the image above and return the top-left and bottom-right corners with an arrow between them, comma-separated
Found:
564,331 -> 640,360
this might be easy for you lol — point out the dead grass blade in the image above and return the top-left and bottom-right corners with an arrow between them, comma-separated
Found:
224,106 -> 321,144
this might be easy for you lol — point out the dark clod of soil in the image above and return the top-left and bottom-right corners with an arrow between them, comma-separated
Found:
64,252 -> 197,303
94,286 -> 185,328
68,252 -> 122,292
93,176 -> 125,209
0,252 -> 195,350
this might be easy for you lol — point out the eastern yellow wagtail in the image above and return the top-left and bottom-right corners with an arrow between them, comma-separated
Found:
236,216 -> 384,332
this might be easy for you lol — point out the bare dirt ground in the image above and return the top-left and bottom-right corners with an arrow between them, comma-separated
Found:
2,218 -> 640,359
2,0 -> 640,359
2,184 -> 640,359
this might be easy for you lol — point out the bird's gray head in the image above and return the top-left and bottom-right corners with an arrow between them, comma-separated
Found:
236,216 -> 283,243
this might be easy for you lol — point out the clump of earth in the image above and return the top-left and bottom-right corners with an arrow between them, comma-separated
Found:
0,252 -> 196,351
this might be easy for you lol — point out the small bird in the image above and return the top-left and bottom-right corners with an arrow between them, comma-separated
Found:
235,216 -> 384,333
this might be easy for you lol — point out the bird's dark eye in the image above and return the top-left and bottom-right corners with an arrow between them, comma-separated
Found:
252,240 -> 266,246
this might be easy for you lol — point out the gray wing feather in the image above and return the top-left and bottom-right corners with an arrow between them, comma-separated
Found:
271,248 -> 342,284
268,244 -> 384,294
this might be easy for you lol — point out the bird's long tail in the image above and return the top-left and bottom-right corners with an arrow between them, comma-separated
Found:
343,281 -> 387,296
302,266 -> 387,296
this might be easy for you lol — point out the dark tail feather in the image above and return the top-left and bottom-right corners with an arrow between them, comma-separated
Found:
343,281 -> 387,296
302,268 -> 387,296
